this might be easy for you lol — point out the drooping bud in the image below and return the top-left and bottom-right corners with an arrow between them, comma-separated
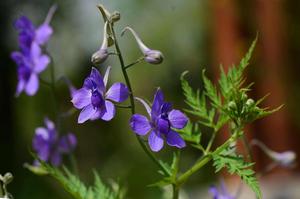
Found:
91,22 -> 109,65
252,139 -> 296,167
121,27 -> 164,64
110,11 -> 120,23
246,98 -> 255,107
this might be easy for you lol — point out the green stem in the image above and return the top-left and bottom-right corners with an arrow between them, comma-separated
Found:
176,131 -> 240,186
110,24 -> 170,176
125,56 -> 144,69
172,184 -> 179,199
205,128 -> 217,154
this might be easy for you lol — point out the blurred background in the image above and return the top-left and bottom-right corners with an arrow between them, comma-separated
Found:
1,0 -> 300,198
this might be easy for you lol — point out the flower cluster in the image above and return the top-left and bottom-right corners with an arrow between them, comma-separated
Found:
33,118 -> 77,166
11,6 -> 56,96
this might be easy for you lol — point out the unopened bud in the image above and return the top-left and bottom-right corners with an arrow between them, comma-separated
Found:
121,26 -> 164,65
144,49 -> 164,64
228,101 -> 237,110
246,98 -> 255,107
252,139 -> 296,167
110,11 -> 120,23
2,173 -> 13,185
91,22 -> 109,65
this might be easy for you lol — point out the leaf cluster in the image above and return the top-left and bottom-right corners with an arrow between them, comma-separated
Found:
26,162 -> 125,199
212,148 -> 261,199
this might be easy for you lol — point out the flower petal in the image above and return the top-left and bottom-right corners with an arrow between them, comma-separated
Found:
71,88 -> 91,109
135,97 -> 151,116
15,79 -> 25,97
33,127 -> 50,161
58,133 -> 77,153
78,104 -> 97,124
44,118 -> 55,130
157,118 -> 170,134
166,130 -> 186,148
34,54 -> 50,73
25,73 -> 39,96
106,82 -> 129,103
103,66 -> 111,87
35,24 -> 53,45
90,67 -> 105,92
130,114 -> 151,136
168,110 -> 188,129
14,16 -> 35,31
148,131 -> 164,152
151,88 -> 164,118
100,100 -> 116,121
11,51 -> 24,66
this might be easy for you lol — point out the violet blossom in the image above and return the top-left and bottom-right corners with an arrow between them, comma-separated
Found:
32,118 -> 77,166
130,89 -> 187,152
71,66 -> 129,123
11,5 -> 56,96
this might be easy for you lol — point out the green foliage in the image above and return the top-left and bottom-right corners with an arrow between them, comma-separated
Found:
212,148 -> 261,199
26,162 -> 125,199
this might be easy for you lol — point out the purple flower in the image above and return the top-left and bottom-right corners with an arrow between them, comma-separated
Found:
32,118 -> 77,166
209,182 -> 235,199
71,66 -> 129,123
130,89 -> 187,152
11,5 -> 56,96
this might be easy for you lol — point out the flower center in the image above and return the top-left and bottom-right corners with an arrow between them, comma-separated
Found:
91,90 -> 104,109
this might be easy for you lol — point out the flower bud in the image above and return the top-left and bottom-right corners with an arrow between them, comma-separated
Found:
2,173 -> 13,185
252,139 -> 296,167
121,27 -> 164,64
228,101 -> 237,110
110,11 -> 120,23
246,98 -> 255,107
91,22 -> 109,65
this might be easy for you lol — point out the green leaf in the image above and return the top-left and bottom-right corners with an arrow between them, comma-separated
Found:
26,161 -> 125,199
212,150 -> 261,199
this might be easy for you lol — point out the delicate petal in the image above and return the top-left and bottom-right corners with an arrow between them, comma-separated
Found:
130,114 -> 151,136
151,88 -> 164,118
161,102 -> 172,114
157,118 -> 170,134
30,42 -> 41,62
83,77 -> 94,90
50,150 -> 62,166
89,109 -> 105,120
44,118 -> 55,130
103,66 -> 111,86
100,100 -> 116,121
33,127 -> 50,161
106,82 -> 129,102
34,54 -> 50,73
15,79 -> 25,96
135,97 -> 151,116
35,24 -> 53,45
14,16 -> 35,31
78,104 -> 97,123
58,133 -> 77,153
90,67 -> 105,92
25,73 -> 39,96
168,110 -> 188,129
166,130 -> 186,148
11,51 -> 24,66
148,131 -> 164,152
71,88 -> 91,109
